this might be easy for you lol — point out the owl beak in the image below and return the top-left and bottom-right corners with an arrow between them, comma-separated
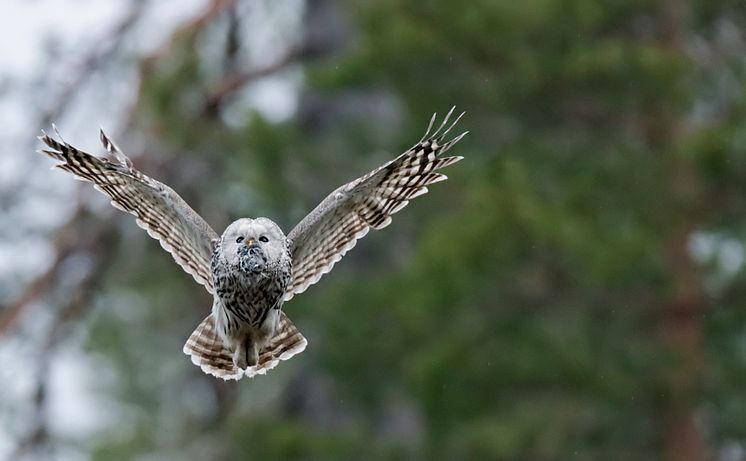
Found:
245,238 -> 255,247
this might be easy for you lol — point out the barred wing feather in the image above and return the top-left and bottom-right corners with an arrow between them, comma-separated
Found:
39,129 -> 219,293
285,108 -> 467,301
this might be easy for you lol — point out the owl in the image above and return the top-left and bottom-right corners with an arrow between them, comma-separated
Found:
38,108 -> 466,380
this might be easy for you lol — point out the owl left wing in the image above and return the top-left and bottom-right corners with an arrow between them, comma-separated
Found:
38,129 -> 219,293
284,108 -> 467,301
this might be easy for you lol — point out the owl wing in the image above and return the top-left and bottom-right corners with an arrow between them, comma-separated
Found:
39,129 -> 219,293
285,108 -> 467,301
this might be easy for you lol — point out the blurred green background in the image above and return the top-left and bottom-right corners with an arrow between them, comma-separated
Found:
4,0 -> 746,459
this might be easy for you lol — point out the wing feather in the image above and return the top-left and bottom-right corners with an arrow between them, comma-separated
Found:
38,129 -> 219,293
285,108 -> 467,301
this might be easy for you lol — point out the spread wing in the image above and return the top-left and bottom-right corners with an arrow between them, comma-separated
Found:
285,108 -> 467,301
39,128 -> 219,293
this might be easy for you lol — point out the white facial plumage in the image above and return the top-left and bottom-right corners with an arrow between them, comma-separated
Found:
220,217 -> 287,267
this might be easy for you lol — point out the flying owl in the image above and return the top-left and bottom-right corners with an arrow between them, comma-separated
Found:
38,108 -> 466,380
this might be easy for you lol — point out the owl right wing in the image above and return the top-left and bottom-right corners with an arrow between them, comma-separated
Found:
39,129 -> 219,294
285,108 -> 466,301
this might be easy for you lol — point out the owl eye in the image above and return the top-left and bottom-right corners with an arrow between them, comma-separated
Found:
259,236 -> 269,243
236,236 -> 244,243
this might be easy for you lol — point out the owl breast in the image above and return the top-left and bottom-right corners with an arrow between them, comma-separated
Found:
211,246 -> 291,343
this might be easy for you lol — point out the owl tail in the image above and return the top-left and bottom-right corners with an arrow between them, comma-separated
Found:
183,315 -> 242,380
183,312 -> 308,381
247,311 -> 308,378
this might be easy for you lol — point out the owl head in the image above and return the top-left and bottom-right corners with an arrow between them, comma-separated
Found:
220,218 -> 288,271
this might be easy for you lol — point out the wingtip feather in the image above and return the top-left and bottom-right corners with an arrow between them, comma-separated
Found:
440,111 -> 465,139
421,111 -> 439,141
430,106 -> 456,139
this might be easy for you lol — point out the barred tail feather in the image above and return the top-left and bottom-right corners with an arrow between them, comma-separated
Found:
246,311 -> 307,378
183,312 -> 307,380
183,315 -> 243,380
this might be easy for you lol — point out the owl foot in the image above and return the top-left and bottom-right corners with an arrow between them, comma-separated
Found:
233,337 -> 259,370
